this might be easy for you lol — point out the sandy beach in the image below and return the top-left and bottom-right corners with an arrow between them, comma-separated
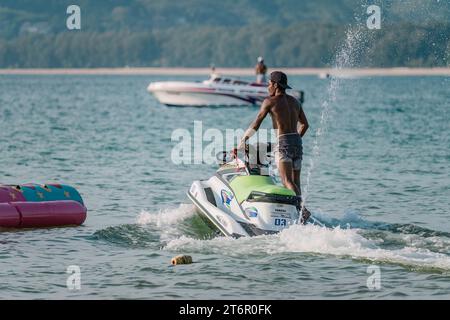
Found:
0,67 -> 449,76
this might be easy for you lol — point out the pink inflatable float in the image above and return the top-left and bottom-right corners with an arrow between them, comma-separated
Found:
0,184 -> 87,229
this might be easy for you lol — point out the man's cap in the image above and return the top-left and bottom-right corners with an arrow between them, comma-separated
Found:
257,56 -> 264,62
270,71 -> 291,89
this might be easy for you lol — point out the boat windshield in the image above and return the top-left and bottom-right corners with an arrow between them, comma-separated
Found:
211,77 -> 250,86
232,80 -> 249,85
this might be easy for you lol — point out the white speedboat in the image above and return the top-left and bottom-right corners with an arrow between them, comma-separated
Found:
147,76 -> 303,107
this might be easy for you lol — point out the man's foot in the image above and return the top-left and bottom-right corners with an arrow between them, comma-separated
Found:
300,207 -> 311,225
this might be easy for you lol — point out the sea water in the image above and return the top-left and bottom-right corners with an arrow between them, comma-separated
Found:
0,74 -> 449,299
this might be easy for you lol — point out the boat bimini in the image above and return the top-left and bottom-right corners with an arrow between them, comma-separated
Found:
148,75 -> 304,107
187,143 -> 320,238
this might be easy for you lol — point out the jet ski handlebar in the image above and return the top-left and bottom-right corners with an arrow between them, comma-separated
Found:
216,142 -> 273,169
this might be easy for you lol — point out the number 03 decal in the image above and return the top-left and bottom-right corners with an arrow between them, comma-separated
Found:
274,218 -> 287,226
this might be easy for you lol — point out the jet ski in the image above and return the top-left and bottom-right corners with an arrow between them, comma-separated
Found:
187,142 -> 321,238
147,75 -> 304,107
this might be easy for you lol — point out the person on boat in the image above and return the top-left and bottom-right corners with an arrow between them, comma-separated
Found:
238,71 -> 311,223
255,57 -> 267,84
210,64 -> 220,80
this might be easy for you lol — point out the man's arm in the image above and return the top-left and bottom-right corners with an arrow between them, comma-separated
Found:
298,104 -> 309,137
238,99 -> 271,149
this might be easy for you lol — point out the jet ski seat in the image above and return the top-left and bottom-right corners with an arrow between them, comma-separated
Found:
229,175 -> 295,203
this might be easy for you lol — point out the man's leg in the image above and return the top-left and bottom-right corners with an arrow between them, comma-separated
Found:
278,159 -> 301,196
293,165 -> 310,224
293,169 -> 301,195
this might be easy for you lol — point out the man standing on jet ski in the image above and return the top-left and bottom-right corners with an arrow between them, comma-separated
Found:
237,71 -> 311,223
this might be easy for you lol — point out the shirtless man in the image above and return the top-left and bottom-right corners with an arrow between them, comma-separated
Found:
238,71 -> 310,223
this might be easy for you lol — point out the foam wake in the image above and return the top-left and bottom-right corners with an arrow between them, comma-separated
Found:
92,204 -> 196,248
164,210 -> 450,272
137,203 -> 196,243
276,224 -> 450,271
95,204 -> 450,272
137,203 -> 195,227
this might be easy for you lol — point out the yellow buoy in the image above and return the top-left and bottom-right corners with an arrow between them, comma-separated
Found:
171,255 -> 193,265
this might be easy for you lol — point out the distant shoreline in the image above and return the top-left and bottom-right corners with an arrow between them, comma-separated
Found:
0,67 -> 449,76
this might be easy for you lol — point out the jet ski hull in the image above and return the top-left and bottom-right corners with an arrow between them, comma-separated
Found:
187,180 -> 251,237
187,174 -> 301,238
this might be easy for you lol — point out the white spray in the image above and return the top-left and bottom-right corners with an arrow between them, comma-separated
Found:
302,25 -> 370,209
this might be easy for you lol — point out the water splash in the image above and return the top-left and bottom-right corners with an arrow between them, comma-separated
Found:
159,206 -> 450,272
276,224 -> 450,271
92,204 -> 196,248
137,203 -> 196,244
137,203 -> 195,227
92,202 -> 450,272
164,221 -> 450,272
302,25 -> 372,208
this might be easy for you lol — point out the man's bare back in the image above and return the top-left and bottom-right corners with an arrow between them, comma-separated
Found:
266,94 -> 300,136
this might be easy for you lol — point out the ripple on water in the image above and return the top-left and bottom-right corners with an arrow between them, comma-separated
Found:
1,74 -> 449,299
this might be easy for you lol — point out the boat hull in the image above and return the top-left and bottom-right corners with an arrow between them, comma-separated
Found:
147,80 -> 267,107
151,90 -> 263,107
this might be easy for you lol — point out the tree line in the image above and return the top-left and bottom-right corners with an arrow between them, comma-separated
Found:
0,23 -> 448,68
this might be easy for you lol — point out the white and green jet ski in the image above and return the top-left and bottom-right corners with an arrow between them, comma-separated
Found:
187,143 -> 321,238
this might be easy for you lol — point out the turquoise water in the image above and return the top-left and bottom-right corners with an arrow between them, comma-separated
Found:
0,74 -> 449,299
